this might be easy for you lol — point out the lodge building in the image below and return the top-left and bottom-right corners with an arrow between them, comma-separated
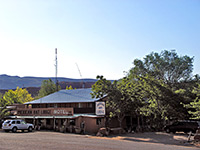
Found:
11,88 -> 107,134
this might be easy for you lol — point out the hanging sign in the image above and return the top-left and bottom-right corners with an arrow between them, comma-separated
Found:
96,102 -> 105,115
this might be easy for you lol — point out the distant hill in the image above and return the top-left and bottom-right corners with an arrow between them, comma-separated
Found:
0,82 -> 97,97
0,74 -> 98,90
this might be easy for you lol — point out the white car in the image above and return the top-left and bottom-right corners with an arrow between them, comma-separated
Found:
2,120 -> 34,133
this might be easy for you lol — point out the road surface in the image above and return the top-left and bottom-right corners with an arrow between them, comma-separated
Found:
0,131 -> 198,150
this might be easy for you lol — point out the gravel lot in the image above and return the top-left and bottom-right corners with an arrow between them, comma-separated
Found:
0,130 -> 199,150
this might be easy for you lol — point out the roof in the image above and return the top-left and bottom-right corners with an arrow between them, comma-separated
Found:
25,88 -> 99,104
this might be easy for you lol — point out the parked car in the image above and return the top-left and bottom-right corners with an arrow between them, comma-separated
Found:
164,121 -> 199,134
2,119 -> 34,133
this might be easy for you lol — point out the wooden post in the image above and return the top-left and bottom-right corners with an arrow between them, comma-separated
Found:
33,116 -> 35,129
187,131 -> 192,142
53,116 -> 55,130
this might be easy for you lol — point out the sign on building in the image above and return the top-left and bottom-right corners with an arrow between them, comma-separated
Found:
53,108 -> 73,116
17,108 -> 73,116
96,102 -> 105,115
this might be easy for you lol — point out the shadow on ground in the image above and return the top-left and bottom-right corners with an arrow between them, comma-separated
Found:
108,132 -> 199,148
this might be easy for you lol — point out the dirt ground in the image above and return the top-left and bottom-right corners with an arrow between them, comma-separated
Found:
0,130 -> 199,149
89,132 -> 200,147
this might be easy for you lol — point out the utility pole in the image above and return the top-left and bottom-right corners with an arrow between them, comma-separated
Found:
55,48 -> 59,91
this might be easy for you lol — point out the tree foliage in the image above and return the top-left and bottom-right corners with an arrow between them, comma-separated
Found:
0,87 -> 33,119
134,75 -> 189,128
92,50 -> 196,130
66,85 -> 75,90
184,84 -> 200,119
91,76 -> 126,127
0,93 -> 9,119
129,50 -> 194,87
126,50 -> 195,127
38,79 -> 61,98
2,87 -> 33,105
91,76 -> 145,128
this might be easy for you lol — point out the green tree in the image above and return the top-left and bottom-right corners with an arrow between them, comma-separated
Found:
117,77 -> 147,131
135,75 -> 189,129
92,50 -> 196,130
91,76 -> 145,128
127,50 -> 195,128
66,85 -> 75,90
0,88 -> 33,119
38,79 -> 61,98
129,50 -> 194,88
0,93 -> 9,119
3,87 -> 33,104
184,84 -> 200,119
91,76 -> 124,127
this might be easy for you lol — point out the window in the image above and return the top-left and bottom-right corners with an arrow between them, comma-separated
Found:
11,121 -> 16,124
5,121 -> 10,124
88,103 -> 93,108
21,121 -> 26,124
16,121 -> 21,124
78,103 -> 83,108
73,103 -> 78,107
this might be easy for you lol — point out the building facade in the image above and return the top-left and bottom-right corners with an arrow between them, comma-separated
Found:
11,88 -> 106,134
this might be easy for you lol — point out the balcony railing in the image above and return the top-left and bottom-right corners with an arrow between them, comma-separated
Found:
74,108 -> 95,114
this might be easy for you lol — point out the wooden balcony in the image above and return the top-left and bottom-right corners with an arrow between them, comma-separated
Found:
74,107 -> 95,114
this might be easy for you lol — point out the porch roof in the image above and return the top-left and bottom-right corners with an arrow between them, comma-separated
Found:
9,114 -> 104,119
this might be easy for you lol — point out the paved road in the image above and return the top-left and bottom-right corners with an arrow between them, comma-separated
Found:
0,131 -> 199,150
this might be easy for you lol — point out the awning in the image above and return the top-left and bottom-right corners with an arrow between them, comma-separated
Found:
8,114 -> 105,119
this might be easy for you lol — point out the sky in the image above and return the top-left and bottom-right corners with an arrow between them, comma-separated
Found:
0,0 -> 199,80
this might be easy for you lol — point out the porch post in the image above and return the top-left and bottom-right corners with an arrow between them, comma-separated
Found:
53,116 -> 55,130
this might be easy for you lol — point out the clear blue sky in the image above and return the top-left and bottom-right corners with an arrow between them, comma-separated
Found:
0,0 -> 199,80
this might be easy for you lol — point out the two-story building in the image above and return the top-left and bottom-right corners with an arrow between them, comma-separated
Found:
12,88 -> 106,134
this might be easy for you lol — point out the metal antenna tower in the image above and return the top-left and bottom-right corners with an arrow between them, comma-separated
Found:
55,48 -> 59,91
76,63 -> 85,89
